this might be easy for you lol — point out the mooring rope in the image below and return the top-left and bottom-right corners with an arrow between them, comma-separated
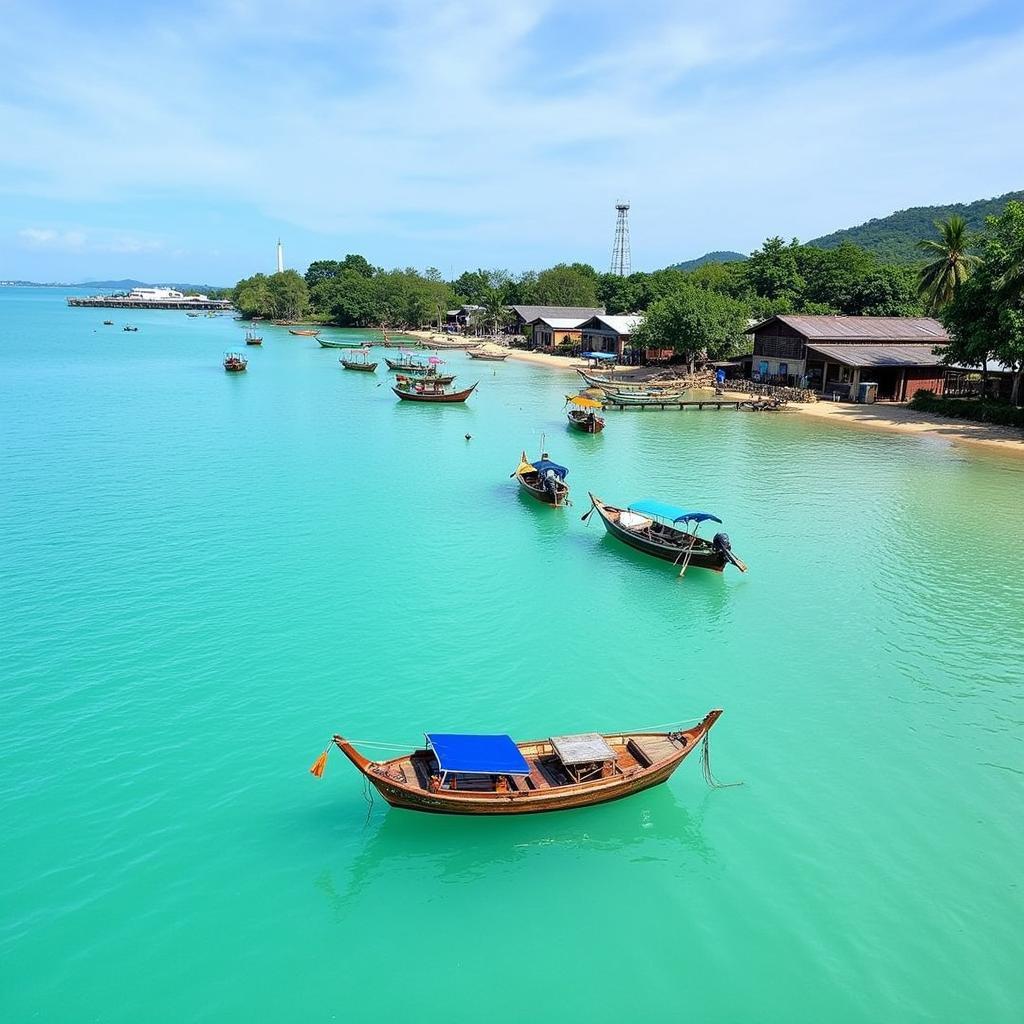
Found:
700,732 -> 743,789
361,774 -> 375,826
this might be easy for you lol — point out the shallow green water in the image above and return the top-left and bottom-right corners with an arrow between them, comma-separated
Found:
2,288 -> 1022,1023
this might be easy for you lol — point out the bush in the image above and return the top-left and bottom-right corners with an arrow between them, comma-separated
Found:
909,390 -> 1024,428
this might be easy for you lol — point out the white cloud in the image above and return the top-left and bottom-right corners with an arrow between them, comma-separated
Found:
1,1 -> 1021,269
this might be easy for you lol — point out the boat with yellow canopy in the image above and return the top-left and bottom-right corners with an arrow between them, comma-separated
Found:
566,394 -> 605,433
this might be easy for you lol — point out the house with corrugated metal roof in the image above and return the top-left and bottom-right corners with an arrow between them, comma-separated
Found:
578,314 -> 644,359
509,304 -> 604,332
527,315 -> 587,350
746,315 -> 951,400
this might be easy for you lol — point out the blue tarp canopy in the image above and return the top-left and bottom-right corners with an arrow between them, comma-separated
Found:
582,352 -> 616,361
426,733 -> 531,775
628,499 -> 723,525
531,458 -> 568,479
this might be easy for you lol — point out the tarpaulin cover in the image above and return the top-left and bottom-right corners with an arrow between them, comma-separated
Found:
531,459 -> 568,479
582,352 -> 616,360
426,734 -> 531,775
628,500 -> 722,525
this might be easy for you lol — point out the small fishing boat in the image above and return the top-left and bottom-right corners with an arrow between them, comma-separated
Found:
392,380 -> 477,403
244,330 -> 263,346
602,389 -> 690,406
385,354 -> 429,372
395,372 -> 456,387
317,337 -> 368,349
289,328 -> 320,337
223,352 -> 248,373
512,450 -> 570,507
566,395 -> 605,433
467,346 -> 509,361
584,496 -> 747,575
186,312 -> 200,318
123,325 -> 139,332
103,320 -> 114,325
310,709 -> 725,815
340,349 -> 378,372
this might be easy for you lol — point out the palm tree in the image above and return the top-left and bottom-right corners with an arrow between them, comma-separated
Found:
480,288 -> 509,339
916,216 -> 979,313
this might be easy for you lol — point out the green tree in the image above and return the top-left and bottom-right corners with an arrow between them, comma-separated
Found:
631,286 -> 749,371
534,263 -> 599,306
916,216 -> 979,313
744,237 -> 805,304
941,203 -> 1024,404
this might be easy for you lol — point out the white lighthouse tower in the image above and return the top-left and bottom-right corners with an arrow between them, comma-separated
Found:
276,238 -> 284,274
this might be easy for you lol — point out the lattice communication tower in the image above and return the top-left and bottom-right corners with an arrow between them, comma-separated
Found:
610,201 -> 631,276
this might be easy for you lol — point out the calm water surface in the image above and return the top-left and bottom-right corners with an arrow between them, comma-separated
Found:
2,288 -> 1022,1022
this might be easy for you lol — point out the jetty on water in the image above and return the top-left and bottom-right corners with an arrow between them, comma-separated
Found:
602,396 -> 784,412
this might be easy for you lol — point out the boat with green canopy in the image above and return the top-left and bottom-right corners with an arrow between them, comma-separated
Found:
585,495 -> 747,575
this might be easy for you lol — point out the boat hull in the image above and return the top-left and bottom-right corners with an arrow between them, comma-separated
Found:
341,361 -> 378,371
516,474 -> 569,507
332,711 -> 722,816
568,411 -> 605,433
467,352 -> 509,361
589,494 -> 728,571
392,383 -> 477,403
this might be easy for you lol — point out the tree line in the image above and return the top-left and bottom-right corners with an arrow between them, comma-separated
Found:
228,217 -> 1022,402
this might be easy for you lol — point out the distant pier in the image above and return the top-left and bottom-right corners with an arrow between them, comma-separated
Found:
67,296 -> 232,310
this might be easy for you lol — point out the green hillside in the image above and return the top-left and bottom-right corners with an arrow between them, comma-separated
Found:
671,250 -> 746,271
808,190 -> 1024,264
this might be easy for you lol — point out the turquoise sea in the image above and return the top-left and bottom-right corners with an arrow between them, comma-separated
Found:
2,287 -> 1022,1023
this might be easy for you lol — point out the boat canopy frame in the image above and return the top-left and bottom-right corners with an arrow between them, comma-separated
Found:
627,500 -> 722,526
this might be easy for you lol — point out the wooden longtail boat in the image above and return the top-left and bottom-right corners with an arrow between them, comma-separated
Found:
317,337 -> 367,349
123,325 -> 139,332
223,352 -> 248,373
103,320 -> 114,325
566,395 -> 605,433
245,330 -> 263,346
392,380 -> 478,403
467,348 -> 509,361
512,450 -> 570,506
385,354 -> 429,372
289,328 -> 320,337
340,349 -> 378,372
585,495 -> 747,574
395,372 -> 456,386
602,389 -> 691,406
316,710 -> 724,815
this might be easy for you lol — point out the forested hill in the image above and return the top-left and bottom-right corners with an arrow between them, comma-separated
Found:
808,190 -> 1024,264
670,250 -> 745,271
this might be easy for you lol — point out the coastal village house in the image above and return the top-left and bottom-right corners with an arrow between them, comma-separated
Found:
527,315 -> 586,350
510,305 -> 604,335
578,314 -> 644,360
745,315 -> 950,400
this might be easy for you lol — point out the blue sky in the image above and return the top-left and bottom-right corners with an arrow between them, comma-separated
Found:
1,0 -> 1022,284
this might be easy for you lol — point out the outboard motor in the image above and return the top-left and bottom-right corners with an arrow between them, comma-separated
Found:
713,532 -> 747,572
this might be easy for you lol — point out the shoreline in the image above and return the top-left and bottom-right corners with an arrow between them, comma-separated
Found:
406,330 -> 1024,458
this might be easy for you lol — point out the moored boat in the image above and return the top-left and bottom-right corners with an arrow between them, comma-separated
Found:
566,395 -> 605,433
340,349 -> 378,372
289,328 -> 320,337
602,388 -> 690,405
223,352 -> 248,373
585,495 -> 747,574
512,450 -> 570,506
467,345 -> 509,361
317,336 -> 368,349
123,325 -> 139,332
392,379 -> 478,403
103,319 -> 114,325
385,353 -> 429,372
245,330 -> 263,346
311,710 -> 725,815
395,371 -> 456,387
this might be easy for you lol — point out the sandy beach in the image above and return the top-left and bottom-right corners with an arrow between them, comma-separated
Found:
407,331 -> 1023,457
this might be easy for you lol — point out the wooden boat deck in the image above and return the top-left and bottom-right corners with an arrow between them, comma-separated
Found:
390,735 -> 683,795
